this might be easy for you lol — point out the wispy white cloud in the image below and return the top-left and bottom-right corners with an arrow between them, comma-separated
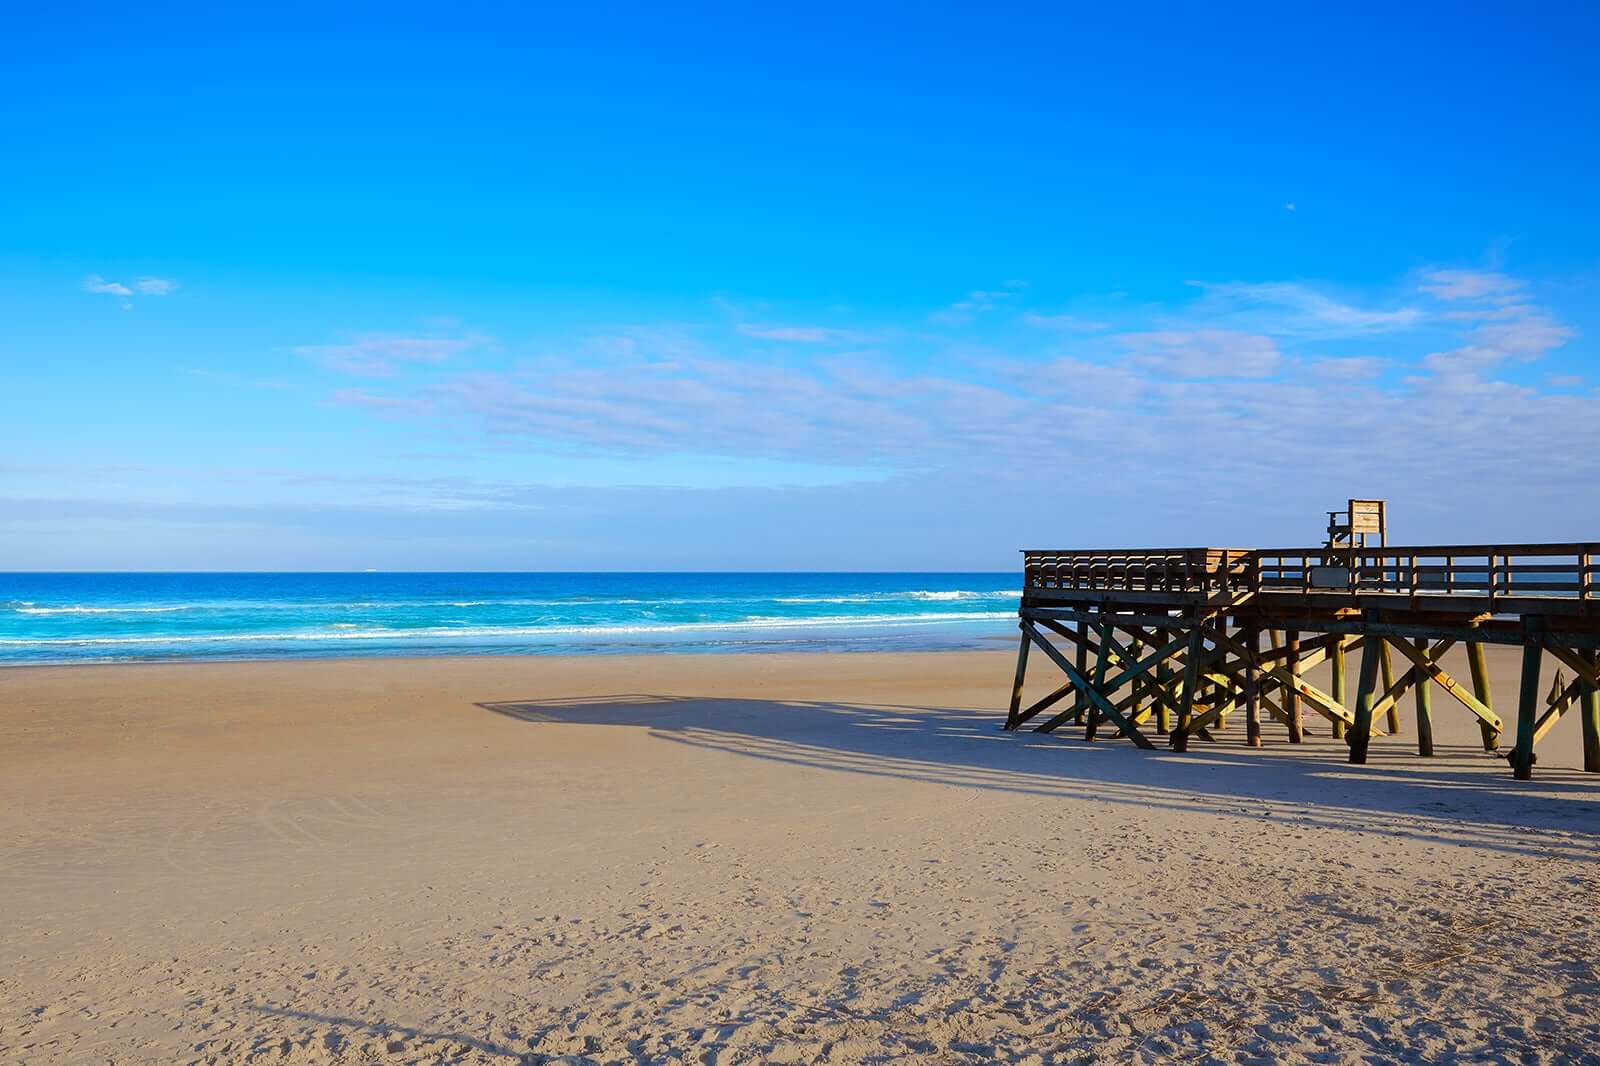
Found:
296,330 -> 490,376
83,274 -> 133,297
1419,269 -> 1526,303
84,273 -> 179,305
736,323 -> 861,344
1120,329 -> 1281,378
1188,281 -> 1424,336
330,388 -> 437,415
1421,310 -> 1573,375
1020,312 -> 1109,331
932,280 -> 1028,323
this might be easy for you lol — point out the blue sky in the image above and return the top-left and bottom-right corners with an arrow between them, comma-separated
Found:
3,4 -> 1598,569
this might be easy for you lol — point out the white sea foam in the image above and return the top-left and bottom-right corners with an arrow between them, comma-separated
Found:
773,589 -> 1019,604
10,590 -> 1022,615
0,611 -> 1016,647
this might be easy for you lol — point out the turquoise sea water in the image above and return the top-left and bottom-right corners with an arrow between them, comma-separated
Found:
0,573 -> 1021,665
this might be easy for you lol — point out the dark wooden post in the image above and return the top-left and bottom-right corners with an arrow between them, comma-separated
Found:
1156,628 -> 1174,735
1005,624 -> 1031,731
1083,618 -> 1112,742
1348,617 -> 1382,764
1215,614 -> 1230,733
1244,622 -> 1262,747
1129,628 -> 1146,724
1173,617 -> 1202,753
1285,629 -> 1303,743
1413,637 -> 1435,757
1510,617 -> 1543,780
1583,650 -> 1600,773
1467,634 -> 1499,751
1331,637 -> 1348,740
1380,638 -> 1401,734
1071,625 -> 1090,725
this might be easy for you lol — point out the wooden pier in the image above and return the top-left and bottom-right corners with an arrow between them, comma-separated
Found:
1005,507 -> 1600,779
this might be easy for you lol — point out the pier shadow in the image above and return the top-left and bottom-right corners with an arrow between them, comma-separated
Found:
476,693 -> 1600,863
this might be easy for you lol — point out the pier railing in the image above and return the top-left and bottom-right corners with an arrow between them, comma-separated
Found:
1022,548 -> 1255,596
1024,543 -> 1600,607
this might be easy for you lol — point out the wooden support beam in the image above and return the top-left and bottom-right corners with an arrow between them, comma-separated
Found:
1532,675 -> 1583,746
1389,638 -> 1504,735
1348,618 -> 1384,764
1542,643 -> 1600,687
1511,619 -> 1544,780
1129,629 -> 1146,725
1020,621 -> 1156,749
1008,679 -> 1075,730
1245,623 -> 1262,747
1467,638 -> 1500,751
1004,627 -> 1032,731
1073,622 -> 1089,724
1413,638 -> 1435,757
1083,620 -> 1114,742
1380,638 -> 1401,735
1259,690 -> 1294,730
1156,640 -> 1173,735
1031,627 -> 1187,734
1173,622 -> 1203,753
1331,637 -> 1348,740
1203,625 -> 1362,729
1285,629 -> 1303,744
1363,639 -> 1451,725
1582,651 -> 1600,773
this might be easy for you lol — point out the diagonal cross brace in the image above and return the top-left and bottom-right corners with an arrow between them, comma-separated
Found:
1022,621 -> 1156,749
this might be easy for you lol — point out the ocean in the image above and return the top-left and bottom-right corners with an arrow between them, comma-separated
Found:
0,572 -> 1022,665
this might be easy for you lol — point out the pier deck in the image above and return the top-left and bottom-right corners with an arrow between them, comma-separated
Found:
1007,543 -> 1600,778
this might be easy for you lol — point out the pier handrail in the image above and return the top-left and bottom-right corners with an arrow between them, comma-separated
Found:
1024,542 -> 1600,603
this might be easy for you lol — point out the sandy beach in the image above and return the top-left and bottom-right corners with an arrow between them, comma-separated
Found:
2,648 -> 1597,1064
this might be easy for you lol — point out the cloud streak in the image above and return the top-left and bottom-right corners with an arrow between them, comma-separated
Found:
1419,269 -> 1526,303
85,274 -> 179,298
300,267 -> 1595,547
296,331 -> 490,376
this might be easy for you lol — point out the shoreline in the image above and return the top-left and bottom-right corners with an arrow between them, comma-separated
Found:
0,628 -> 1022,671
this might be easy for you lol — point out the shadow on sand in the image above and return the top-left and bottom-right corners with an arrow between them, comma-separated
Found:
477,693 -> 1600,862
